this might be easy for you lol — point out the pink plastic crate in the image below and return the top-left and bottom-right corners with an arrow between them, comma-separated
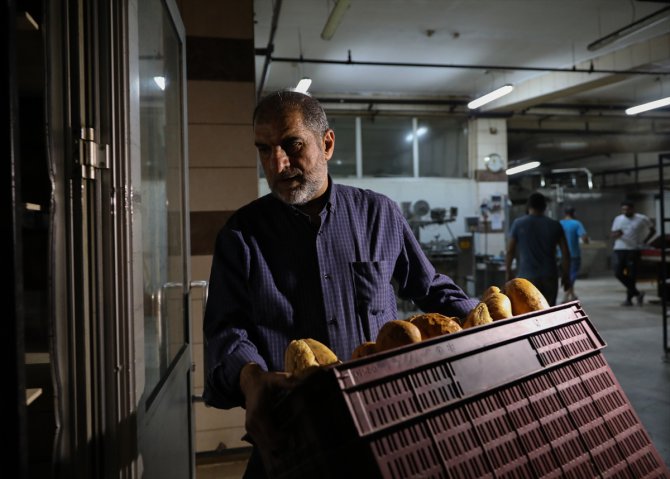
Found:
266,302 -> 670,478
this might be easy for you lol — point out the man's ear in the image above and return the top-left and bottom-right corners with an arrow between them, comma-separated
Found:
323,129 -> 335,160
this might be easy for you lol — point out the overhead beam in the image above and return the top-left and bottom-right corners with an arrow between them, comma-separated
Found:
483,33 -> 670,112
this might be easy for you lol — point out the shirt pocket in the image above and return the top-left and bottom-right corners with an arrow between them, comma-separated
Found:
350,260 -> 396,340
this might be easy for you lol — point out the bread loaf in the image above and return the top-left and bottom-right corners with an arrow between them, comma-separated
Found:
484,292 -> 513,321
409,313 -> 462,339
481,285 -> 501,300
462,302 -> 493,329
284,338 -> 339,378
351,341 -> 377,360
376,320 -> 422,352
504,278 -> 550,315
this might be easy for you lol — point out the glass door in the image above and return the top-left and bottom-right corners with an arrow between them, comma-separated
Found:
133,0 -> 194,476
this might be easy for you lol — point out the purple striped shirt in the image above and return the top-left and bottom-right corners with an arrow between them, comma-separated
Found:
203,180 -> 478,409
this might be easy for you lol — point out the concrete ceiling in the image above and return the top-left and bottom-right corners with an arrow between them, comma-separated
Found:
254,0 -> 670,178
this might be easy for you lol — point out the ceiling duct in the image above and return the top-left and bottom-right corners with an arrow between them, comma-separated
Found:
508,131 -> 670,165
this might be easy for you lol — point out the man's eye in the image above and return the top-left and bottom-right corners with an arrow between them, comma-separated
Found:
283,141 -> 302,154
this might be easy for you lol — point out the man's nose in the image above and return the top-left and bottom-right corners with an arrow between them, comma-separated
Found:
269,146 -> 290,170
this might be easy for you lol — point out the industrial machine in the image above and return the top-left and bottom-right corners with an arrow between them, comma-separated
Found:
399,201 -> 474,311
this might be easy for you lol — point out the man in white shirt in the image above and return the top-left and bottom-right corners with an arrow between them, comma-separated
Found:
610,200 -> 656,306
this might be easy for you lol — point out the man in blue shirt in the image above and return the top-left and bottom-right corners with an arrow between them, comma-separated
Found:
505,192 -> 570,306
203,90 -> 478,477
559,206 -> 589,302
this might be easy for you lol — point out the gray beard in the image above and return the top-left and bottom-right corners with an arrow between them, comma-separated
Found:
270,160 -> 327,205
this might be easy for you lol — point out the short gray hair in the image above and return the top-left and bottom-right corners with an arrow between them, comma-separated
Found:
253,90 -> 330,137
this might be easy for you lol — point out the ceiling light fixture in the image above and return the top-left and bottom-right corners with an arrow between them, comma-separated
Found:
294,78 -> 312,93
321,0 -> 351,41
467,84 -> 514,110
506,161 -> 541,175
587,6 -> 670,51
625,95 -> 670,115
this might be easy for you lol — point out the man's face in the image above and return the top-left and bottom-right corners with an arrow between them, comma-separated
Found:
622,205 -> 634,217
254,110 -> 334,205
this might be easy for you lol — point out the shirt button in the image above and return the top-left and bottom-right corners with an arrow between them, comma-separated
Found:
328,317 -> 337,324
323,273 -> 331,280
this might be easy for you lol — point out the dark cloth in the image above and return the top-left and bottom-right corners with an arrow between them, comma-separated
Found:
202,181 -> 478,475
568,257 -> 581,287
509,214 -> 565,279
509,214 -> 566,306
613,249 -> 642,301
242,448 -> 266,479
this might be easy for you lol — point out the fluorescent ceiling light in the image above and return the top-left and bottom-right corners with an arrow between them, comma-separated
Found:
321,0 -> 351,41
587,6 -> 670,51
625,96 -> 670,115
506,161 -> 541,175
467,84 -> 514,110
153,76 -> 166,90
295,78 -> 312,93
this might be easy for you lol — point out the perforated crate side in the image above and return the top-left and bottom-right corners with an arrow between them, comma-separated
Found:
337,303 -> 604,438
266,303 -> 670,478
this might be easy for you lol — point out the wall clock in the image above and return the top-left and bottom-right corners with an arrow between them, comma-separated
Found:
485,153 -> 505,173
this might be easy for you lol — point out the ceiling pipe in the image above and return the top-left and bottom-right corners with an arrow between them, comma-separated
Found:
265,54 -> 668,76
550,168 -> 594,190
257,0 -> 283,101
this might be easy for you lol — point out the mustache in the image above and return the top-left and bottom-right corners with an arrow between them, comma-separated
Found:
277,167 -> 303,180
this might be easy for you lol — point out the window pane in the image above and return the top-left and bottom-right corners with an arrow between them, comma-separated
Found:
362,117 -> 413,177
418,118 -> 468,178
138,0 -> 186,395
329,116 -> 356,178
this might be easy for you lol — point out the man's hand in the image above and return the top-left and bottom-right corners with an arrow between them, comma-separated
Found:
239,363 -> 297,465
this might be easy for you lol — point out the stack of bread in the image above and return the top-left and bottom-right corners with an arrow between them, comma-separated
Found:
349,277 -> 550,359
285,278 -> 550,372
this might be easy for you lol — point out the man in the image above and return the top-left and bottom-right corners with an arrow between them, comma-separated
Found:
202,90 -> 478,477
559,206 -> 589,302
505,192 -> 570,306
611,200 -> 656,306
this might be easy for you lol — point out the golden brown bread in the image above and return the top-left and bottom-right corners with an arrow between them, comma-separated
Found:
302,338 -> 339,365
376,320 -> 422,352
484,292 -> 513,321
504,278 -> 550,315
284,338 -> 340,378
462,302 -> 493,329
481,285 -> 501,300
409,313 -> 462,339
351,341 -> 377,360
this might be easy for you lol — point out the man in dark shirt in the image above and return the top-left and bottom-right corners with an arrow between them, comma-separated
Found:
505,192 -> 570,306
203,90 -> 478,477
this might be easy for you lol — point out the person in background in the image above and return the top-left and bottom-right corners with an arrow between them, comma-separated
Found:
559,206 -> 589,302
610,200 -> 656,306
505,192 -> 570,306
202,89 -> 478,478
